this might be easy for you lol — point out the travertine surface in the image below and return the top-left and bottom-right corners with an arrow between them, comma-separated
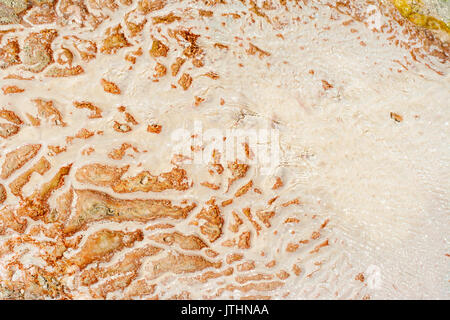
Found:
0,0 -> 448,299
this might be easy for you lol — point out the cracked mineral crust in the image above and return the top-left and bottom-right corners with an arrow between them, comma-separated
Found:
0,0 -> 448,299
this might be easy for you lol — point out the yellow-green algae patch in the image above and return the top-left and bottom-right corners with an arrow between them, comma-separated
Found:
392,0 -> 450,34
